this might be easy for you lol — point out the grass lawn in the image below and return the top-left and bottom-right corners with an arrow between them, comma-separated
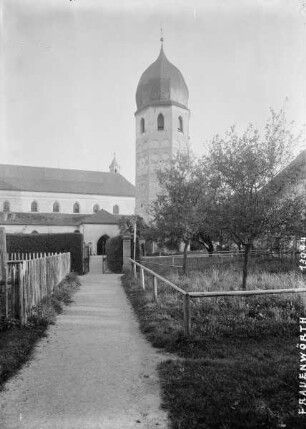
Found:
122,257 -> 306,429
0,273 -> 80,390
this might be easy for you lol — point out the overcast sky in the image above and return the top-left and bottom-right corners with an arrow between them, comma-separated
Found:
0,0 -> 305,184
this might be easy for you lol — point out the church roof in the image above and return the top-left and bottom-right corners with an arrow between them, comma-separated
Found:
80,209 -> 119,225
270,149 -> 306,189
135,45 -> 189,112
0,164 -> 135,197
0,209 -> 119,226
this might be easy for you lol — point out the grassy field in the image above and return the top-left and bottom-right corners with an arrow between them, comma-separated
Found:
0,273 -> 80,390
122,257 -> 306,429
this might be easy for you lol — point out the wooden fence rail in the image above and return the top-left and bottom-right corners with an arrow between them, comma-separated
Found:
141,250 -> 297,266
4,253 -> 71,324
8,252 -> 58,261
130,258 -> 306,336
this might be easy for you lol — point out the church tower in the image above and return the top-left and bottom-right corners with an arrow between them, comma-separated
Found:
135,39 -> 190,222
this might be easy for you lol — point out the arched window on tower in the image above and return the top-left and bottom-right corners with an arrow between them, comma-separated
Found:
73,202 -> 80,213
3,201 -> 10,212
113,204 -> 119,215
53,201 -> 60,213
157,113 -> 164,131
93,204 -> 100,213
31,201 -> 38,212
178,116 -> 183,132
140,118 -> 145,134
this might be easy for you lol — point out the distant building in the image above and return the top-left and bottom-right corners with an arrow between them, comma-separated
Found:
273,149 -> 306,200
135,40 -> 190,221
0,155 -> 135,254
258,149 -> 306,251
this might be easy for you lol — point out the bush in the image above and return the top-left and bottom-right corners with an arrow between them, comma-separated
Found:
7,233 -> 84,274
106,235 -> 123,273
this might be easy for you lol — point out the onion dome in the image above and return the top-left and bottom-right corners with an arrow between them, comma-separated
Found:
136,45 -> 189,112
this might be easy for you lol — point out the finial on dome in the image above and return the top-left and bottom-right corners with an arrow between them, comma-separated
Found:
160,26 -> 164,45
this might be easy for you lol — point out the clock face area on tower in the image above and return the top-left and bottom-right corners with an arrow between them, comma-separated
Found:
135,44 -> 190,221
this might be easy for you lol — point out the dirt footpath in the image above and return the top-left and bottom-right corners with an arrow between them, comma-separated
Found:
0,257 -> 169,429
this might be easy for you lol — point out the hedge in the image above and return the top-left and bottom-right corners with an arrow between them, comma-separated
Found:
6,233 -> 84,274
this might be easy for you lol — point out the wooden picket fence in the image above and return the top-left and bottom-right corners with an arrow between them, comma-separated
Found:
4,252 -> 71,324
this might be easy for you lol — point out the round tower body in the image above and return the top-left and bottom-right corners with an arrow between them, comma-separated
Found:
135,45 -> 190,221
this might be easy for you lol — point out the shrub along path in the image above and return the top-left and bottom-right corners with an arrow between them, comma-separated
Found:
0,256 -> 169,429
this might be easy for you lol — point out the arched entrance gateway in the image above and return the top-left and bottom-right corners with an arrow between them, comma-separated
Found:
97,234 -> 110,255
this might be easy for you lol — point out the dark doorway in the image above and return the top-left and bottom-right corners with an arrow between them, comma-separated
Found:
97,234 -> 110,255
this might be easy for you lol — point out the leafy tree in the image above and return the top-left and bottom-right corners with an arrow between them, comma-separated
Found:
150,152 -> 212,274
207,109 -> 305,289
192,231 -> 214,255
118,215 -> 147,237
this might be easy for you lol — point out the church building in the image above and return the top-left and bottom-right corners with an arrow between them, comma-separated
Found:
135,39 -> 190,221
0,155 -> 135,255
0,38 -> 193,253
0,37 -> 305,256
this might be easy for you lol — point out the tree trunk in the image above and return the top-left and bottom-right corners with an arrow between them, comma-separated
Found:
182,241 -> 189,275
242,243 -> 251,290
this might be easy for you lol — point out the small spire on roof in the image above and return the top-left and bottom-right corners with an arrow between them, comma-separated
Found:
109,153 -> 120,174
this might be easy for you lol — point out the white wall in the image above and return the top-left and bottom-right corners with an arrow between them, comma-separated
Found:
82,224 -> 119,254
0,224 -> 78,234
1,222 -> 121,256
0,190 -> 135,215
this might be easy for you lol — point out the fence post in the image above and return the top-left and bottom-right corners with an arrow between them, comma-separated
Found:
183,293 -> 191,336
153,275 -> 158,302
133,261 -> 137,279
122,234 -> 132,271
0,227 -> 7,281
18,262 -> 26,325
140,267 -> 145,289
0,228 -> 8,318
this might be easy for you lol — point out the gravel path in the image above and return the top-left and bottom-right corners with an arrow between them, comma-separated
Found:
0,257 -> 169,429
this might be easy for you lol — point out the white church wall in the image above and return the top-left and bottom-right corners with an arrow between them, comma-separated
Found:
0,190 -> 135,215
82,224 -> 119,255
0,224 -> 78,234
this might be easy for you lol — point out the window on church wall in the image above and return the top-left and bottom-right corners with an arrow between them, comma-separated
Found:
73,202 -> 80,213
53,201 -> 60,213
31,230 -> 38,234
3,201 -> 10,212
113,204 -> 119,215
31,201 -> 38,212
157,113 -> 164,131
178,116 -> 183,132
140,118 -> 145,133
93,204 -> 100,213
